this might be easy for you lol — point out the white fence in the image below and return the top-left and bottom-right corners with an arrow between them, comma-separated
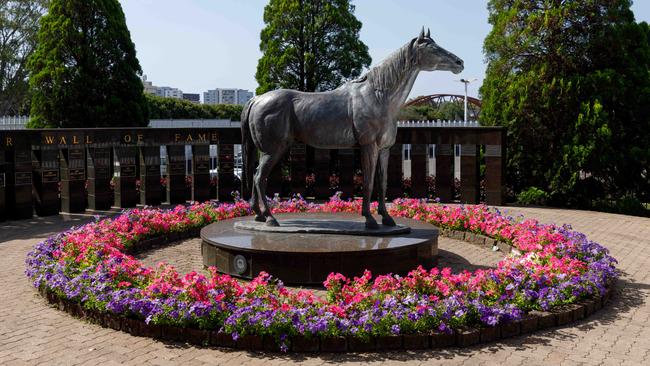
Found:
397,120 -> 480,128
0,116 -> 29,129
0,117 -> 480,130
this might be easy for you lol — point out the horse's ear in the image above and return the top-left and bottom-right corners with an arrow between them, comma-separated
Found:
418,27 -> 425,41
426,28 -> 430,38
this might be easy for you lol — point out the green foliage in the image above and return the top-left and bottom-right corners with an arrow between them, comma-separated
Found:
516,187 -> 549,206
146,94 -> 243,121
591,195 -> 650,217
27,0 -> 148,128
255,0 -> 371,93
480,0 -> 650,207
398,101 -> 465,121
0,0 -> 47,115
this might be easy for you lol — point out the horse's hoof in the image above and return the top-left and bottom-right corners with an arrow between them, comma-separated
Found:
365,218 -> 379,230
254,215 -> 266,222
382,216 -> 396,227
265,217 -> 280,227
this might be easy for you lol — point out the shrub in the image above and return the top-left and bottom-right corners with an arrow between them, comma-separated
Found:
516,187 -> 549,206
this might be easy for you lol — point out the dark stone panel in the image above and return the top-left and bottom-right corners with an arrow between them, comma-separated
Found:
139,146 -> 162,206
410,144 -> 427,198
0,150 -> 6,221
485,145 -> 505,205
250,253 -> 312,283
166,145 -> 187,204
435,144 -> 454,203
60,148 -> 86,213
386,144 -> 403,199
460,145 -> 480,204
312,148 -> 330,199
217,144 -> 236,202
114,146 -> 138,208
309,254 -> 342,282
192,145 -> 210,202
338,149 -> 355,198
87,147 -> 113,210
290,143 -> 306,196
6,139 -> 33,219
33,149 -> 60,216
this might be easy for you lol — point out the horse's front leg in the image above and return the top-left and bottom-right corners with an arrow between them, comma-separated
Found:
360,144 -> 379,229
376,148 -> 396,226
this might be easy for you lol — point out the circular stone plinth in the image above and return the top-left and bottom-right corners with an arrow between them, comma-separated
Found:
234,218 -> 411,235
201,213 -> 438,285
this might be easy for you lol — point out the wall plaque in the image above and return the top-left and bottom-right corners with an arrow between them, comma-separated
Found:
15,171 -> 32,186
146,165 -> 160,175
69,168 -> 85,180
220,145 -> 234,155
15,150 -> 30,161
219,162 -> 234,173
42,170 -> 59,183
121,165 -> 136,178
69,149 -> 84,160
194,156 -> 210,171
94,167 -> 110,177
169,162 -> 185,175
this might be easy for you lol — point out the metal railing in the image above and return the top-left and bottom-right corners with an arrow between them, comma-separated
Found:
396,120 -> 480,128
0,116 -> 28,130
0,117 -> 481,130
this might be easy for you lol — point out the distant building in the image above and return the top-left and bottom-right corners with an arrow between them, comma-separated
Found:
162,87 -> 183,99
203,88 -> 254,105
183,93 -> 200,103
142,75 -> 157,95
237,90 -> 254,105
141,75 -> 183,100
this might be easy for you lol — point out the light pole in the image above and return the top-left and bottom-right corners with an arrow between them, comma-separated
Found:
458,78 -> 477,122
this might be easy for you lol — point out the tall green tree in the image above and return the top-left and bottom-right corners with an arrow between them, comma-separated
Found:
480,0 -> 650,205
0,0 -> 47,115
255,0 -> 371,94
27,0 -> 148,127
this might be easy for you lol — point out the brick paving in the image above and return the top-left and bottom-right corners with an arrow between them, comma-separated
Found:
1,207 -> 649,365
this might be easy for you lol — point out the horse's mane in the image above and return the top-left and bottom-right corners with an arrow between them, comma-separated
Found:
352,38 -> 417,101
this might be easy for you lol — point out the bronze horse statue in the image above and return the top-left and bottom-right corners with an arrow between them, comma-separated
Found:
241,28 -> 463,228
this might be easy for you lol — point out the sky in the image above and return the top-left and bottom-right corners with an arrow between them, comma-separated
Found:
118,0 -> 650,101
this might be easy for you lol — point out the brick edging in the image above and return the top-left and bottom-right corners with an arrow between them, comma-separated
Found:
36,228 -> 616,353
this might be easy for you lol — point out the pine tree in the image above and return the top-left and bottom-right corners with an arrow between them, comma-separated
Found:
27,0 -> 148,127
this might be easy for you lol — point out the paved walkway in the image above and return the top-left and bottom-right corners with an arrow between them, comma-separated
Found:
1,207 -> 649,365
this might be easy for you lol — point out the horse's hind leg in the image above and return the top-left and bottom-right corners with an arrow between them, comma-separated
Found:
250,174 -> 264,222
255,148 -> 287,226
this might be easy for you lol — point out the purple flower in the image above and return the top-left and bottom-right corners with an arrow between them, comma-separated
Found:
391,324 -> 400,335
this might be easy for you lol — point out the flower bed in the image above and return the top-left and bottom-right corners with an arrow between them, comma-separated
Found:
25,196 -> 617,352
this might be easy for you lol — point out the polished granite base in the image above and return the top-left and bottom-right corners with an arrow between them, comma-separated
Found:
234,218 -> 411,235
201,212 -> 438,285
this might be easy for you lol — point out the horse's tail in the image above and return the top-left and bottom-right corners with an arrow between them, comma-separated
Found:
241,97 -> 257,200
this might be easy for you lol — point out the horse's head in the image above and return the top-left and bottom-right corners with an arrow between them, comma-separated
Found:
411,27 -> 464,74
